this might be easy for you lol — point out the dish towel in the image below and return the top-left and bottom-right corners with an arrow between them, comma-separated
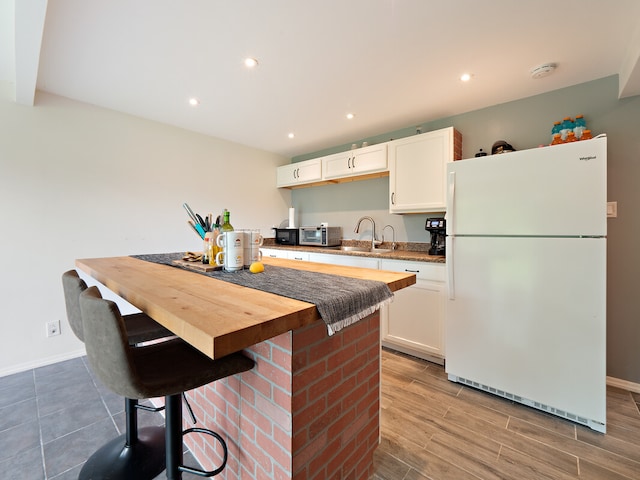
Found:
132,253 -> 393,335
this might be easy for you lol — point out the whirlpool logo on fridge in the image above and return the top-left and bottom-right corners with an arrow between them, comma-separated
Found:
579,155 -> 597,162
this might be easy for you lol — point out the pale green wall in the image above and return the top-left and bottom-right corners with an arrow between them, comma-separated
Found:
291,75 -> 640,384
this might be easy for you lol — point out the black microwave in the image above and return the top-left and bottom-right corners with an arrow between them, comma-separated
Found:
273,228 -> 299,246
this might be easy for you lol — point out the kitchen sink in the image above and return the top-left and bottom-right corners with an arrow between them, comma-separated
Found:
336,246 -> 370,252
370,248 -> 393,254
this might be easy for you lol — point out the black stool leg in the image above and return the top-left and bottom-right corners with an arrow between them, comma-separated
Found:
166,393 -> 184,480
79,398 -> 166,479
125,397 -> 138,445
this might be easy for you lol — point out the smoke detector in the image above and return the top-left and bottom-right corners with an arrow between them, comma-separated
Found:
530,63 -> 557,79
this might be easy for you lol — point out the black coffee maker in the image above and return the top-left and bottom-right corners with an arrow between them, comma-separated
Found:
425,217 -> 446,256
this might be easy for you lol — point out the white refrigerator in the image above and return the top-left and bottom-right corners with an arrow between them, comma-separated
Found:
445,135 -> 607,433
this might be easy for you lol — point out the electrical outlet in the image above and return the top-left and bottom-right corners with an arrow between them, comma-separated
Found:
46,320 -> 61,337
607,201 -> 617,218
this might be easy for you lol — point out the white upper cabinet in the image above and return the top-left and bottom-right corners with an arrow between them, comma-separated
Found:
388,127 -> 461,214
276,158 -> 322,188
277,127 -> 459,191
322,143 -> 387,180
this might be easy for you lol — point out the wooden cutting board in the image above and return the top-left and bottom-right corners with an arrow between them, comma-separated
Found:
172,259 -> 221,272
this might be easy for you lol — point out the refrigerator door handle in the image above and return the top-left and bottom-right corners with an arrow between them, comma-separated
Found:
447,235 -> 455,300
447,171 -> 455,300
447,172 -> 456,236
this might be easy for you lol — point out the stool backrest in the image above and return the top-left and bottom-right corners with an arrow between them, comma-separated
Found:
62,270 -> 87,342
79,286 -> 144,399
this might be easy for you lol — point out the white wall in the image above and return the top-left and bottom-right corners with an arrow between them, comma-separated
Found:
291,176 -> 433,243
0,84 -> 291,375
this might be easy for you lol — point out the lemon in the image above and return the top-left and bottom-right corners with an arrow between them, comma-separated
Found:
249,261 -> 264,274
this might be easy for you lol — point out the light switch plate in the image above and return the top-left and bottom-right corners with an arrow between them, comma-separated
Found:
607,201 -> 617,218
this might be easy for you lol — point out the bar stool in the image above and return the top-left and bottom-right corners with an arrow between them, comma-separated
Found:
62,270 -> 193,479
79,286 -> 254,479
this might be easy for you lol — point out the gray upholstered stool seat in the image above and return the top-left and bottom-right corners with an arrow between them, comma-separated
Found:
79,285 -> 254,479
63,269 -> 184,479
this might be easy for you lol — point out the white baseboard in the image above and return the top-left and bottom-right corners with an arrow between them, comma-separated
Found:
607,376 -> 640,394
0,348 -> 86,378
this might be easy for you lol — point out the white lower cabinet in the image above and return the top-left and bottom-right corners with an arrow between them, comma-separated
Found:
261,248 -> 446,363
380,260 -> 446,364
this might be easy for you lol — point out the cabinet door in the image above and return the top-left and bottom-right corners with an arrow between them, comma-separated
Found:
322,151 -> 353,179
383,280 -> 445,359
277,159 -> 322,187
380,260 -> 446,361
322,144 -> 387,180
388,127 -> 453,213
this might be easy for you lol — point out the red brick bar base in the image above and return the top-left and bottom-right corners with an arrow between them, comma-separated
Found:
182,311 -> 381,479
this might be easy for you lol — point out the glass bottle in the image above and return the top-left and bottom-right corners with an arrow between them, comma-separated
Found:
203,231 -> 213,264
580,129 -> 593,141
209,225 -> 221,265
221,210 -> 234,232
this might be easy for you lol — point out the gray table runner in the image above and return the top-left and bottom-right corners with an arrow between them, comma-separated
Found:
131,253 -> 393,335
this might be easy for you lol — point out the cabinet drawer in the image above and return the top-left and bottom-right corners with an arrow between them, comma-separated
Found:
260,248 -> 287,259
287,251 -> 310,261
260,248 -> 310,261
380,259 -> 445,282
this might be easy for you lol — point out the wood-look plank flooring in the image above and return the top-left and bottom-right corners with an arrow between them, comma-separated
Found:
373,348 -> 640,480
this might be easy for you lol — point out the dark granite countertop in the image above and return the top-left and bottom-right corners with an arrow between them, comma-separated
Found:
261,239 -> 446,264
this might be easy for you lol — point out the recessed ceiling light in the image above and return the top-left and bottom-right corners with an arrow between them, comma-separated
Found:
288,132 -> 295,139
188,97 -> 200,106
244,57 -> 259,68
346,113 -> 355,120
460,73 -> 472,82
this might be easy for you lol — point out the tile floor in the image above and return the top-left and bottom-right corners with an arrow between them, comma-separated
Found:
0,356 -> 198,480
7,350 -> 638,480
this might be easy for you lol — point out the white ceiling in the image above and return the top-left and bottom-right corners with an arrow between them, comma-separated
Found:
4,0 -> 640,158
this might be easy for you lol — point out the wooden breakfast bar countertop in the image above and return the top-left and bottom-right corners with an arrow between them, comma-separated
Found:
75,255 -> 415,360
76,254 -> 416,479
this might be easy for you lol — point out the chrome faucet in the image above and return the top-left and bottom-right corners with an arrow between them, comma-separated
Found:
354,216 -> 380,251
382,225 -> 396,250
